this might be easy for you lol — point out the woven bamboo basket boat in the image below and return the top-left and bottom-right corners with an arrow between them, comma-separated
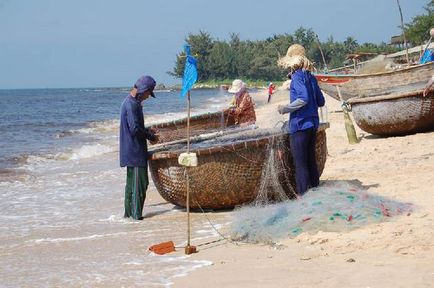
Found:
147,110 -> 236,144
314,62 -> 434,101
148,123 -> 329,210
347,89 -> 434,136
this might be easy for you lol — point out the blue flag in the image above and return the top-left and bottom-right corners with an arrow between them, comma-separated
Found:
180,45 -> 198,97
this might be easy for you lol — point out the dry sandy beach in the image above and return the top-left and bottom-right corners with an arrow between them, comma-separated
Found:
147,88 -> 434,288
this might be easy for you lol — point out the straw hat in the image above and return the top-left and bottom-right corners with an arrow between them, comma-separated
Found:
277,44 -> 313,70
228,79 -> 245,93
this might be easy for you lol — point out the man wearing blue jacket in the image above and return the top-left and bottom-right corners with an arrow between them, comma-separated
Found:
277,45 -> 325,195
120,75 -> 158,220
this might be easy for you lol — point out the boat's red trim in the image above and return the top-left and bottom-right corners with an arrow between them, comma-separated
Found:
314,75 -> 352,84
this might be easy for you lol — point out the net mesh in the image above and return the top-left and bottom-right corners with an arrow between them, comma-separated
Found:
230,181 -> 413,244
252,135 -> 296,205
151,125 -> 282,153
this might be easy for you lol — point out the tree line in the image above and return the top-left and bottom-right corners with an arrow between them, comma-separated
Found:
170,1 -> 433,82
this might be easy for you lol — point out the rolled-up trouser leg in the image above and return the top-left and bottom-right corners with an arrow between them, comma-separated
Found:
124,166 -> 148,220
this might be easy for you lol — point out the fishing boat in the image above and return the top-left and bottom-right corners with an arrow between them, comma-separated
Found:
148,123 -> 329,210
148,110 -> 236,144
314,61 -> 434,101
347,89 -> 434,136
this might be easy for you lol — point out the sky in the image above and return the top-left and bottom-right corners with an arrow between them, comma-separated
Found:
0,0 -> 430,89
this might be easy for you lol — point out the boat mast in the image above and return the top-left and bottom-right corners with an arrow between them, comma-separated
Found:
315,34 -> 328,73
396,0 -> 410,65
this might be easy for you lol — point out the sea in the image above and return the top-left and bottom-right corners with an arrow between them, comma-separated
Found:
0,87 -> 235,287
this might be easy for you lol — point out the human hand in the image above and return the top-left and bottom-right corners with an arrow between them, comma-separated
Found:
149,127 -> 159,134
227,107 -> 235,115
149,134 -> 159,145
277,105 -> 285,114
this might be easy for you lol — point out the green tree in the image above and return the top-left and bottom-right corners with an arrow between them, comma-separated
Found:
170,31 -> 214,80
206,41 -> 234,79
405,1 -> 434,45
343,37 -> 359,53
233,40 -> 256,78
170,10 -> 430,83
293,27 -> 316,49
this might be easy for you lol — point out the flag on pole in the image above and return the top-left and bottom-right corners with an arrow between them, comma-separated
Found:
180,45 -> 198,97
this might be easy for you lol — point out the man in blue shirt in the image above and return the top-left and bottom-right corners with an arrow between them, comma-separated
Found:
120,75 -> 158,220
277,45 -> 325,195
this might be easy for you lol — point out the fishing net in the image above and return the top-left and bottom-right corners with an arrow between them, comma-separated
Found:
151,125 -> 283,154
251,132 -> 296,205
356,57 -> 401,74
148,110 -> 237,144
230,181 -> 413,244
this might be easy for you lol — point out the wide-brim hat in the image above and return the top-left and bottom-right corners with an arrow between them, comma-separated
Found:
277,44 -> 313,70
228,79 -> 245,93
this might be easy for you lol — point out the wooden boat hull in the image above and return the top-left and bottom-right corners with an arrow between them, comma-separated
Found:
348,90 -> 434,136
314,62 -> 434,101
148,124 -> 328,210
148,110 -> 235,144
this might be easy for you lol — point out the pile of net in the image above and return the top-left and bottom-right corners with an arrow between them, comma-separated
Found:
230,181 -> 413,244
355,56 -> 402,74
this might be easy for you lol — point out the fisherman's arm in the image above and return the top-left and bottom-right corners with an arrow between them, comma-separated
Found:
126,103 -> 156,142
278,75 -> 308,114
142,127 -> 157,141
277,99 -> 306,114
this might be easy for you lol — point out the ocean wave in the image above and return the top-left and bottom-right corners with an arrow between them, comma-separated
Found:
61,143 -> 115,161
207,96 -> 230,103
145,112 -> 190,126
56,104 -> 230,139
57,119 -> 120,138
55,130 -> 78,138
10,143 -> 116,170
30,232 -> 130,244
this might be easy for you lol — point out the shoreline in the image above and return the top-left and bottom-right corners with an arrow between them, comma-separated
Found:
171,88 -> 434,287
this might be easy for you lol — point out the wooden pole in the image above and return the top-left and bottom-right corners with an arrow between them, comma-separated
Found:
315,34 -> 328,72
421,36 -> 433,60
186,90 -> 191,245
396,0 -> 410,65
185,90 -> 196,255
336,86 -> 359,144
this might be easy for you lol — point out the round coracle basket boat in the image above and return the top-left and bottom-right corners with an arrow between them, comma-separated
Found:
147,110 -> 236,144
148,123 -> 329,210
348,89 -> 434,136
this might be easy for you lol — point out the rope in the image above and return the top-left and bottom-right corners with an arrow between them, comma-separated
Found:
341,100 -> 352,112
192,198 -> 241,247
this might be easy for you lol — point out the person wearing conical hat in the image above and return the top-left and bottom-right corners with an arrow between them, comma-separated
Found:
277,44 -> 325,195
227,79 -> 256,125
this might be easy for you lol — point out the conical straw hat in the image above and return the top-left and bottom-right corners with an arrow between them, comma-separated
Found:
277,44 -> 313,70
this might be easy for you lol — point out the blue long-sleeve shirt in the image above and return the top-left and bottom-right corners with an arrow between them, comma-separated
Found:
119,95 -> 156,167
281,69 -> 325,133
